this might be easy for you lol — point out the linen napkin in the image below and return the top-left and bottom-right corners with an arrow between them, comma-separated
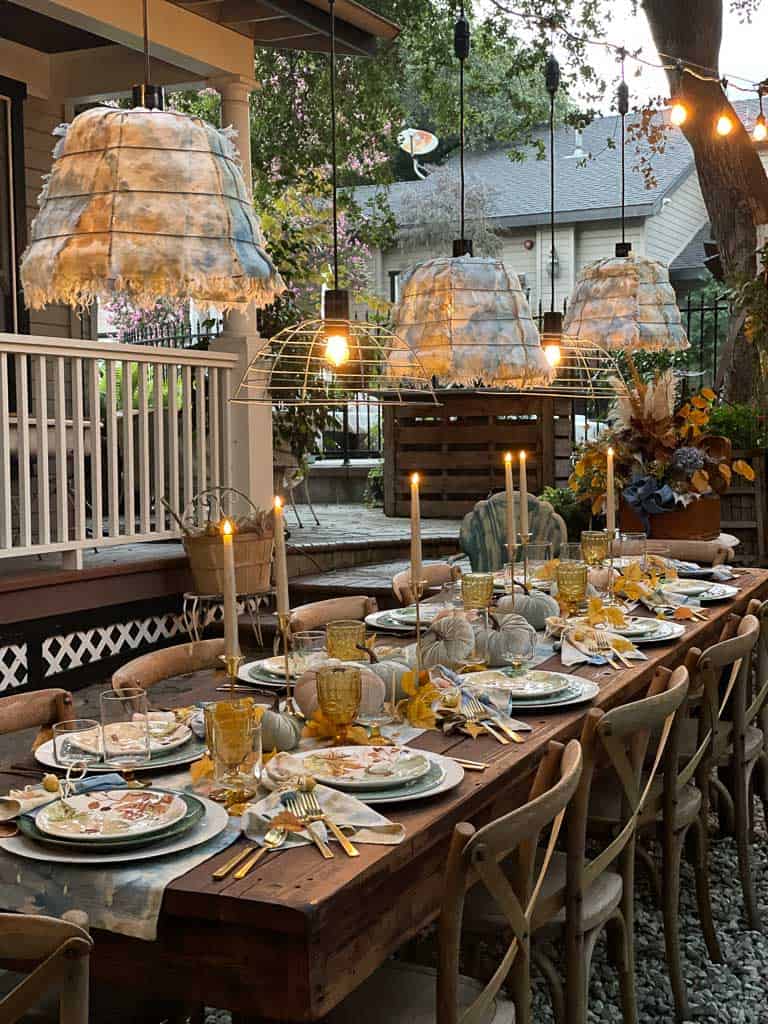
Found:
560,630 -> 646,668
10,773 -> 128,815
244,783 -> 406,847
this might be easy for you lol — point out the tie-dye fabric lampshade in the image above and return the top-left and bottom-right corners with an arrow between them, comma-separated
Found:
21,105 -> 284,312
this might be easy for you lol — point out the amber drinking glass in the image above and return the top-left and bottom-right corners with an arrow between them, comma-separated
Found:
555,562 -> 588,616
581,530 -> 610,567
461,573 -> 494,610
204,699 -> 261,786
326,620 -> 366,661
316,666 -> 362,744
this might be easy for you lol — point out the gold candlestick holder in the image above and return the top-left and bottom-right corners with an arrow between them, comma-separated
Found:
218,653 -> 245,696
520,532 -> 532,592
278,612 -> 302,717
411,577 -> 428,677
605,528 -> 617,605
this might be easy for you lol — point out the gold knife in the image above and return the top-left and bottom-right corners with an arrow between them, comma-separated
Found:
212,846 -> 253,880
318,816 -> 360,857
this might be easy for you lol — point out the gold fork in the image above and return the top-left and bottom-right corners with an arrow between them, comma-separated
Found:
297,782 -> 360,858
213,825 -> 287,881
594,629 -> 632,668
464,697 -> 509,745
285,793 -> 335,859
466,696 -> 524,742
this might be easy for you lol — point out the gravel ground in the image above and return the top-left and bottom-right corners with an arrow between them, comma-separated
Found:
203,809 -> 768,1024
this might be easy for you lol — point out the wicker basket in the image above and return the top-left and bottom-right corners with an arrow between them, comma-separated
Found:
184,532 -> 274,596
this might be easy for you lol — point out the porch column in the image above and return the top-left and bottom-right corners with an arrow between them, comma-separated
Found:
207,74 -> 273,509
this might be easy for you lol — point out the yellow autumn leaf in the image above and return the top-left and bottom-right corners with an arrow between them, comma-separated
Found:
604,605 -> 628,628
400,670 -> 419,698
733,459 -> 756,482
586,596 -> 607,625
610,636 -> 635,653
573,460 -> 585,477
691,395 -> 709,409
616,579 -> 648,601
623,562 -> 646,581
701,387 -> 716,401
673,606 -> 695,621
591,495 -> 604,516
463,721 -> 486,739
717,462 -> 732,484
691,469 -> 711,493
688,410 -> 709,426
190,755 -> 213,783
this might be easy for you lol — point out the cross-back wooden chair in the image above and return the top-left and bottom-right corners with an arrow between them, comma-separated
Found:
0,912 -> 92,1024
746,598 -> 768,825
325,738 -> 583,1024
392,563 -> 461,606
587,664 -> 715,1023
0,690 -> 75,753
111,639 -> 225,695
288,596 -> 377,635
465,667 -> 688,1024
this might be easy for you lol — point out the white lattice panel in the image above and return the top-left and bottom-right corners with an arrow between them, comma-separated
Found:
0,644 -> 27,690
43,614 -> 184,677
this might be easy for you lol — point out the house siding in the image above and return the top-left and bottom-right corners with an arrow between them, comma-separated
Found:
574,219 -> 646,274
645,173 -> 708,265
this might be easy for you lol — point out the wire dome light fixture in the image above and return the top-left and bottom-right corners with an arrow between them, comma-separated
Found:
562,55 -> 690,355
20,0 -> 284,313
387,8 -> 555,391
233,0 -> 438,408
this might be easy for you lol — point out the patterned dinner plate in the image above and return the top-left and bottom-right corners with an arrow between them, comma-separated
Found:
390,604 -> 447,625
34,736 -> 207,773
365,610 -> 418,634
292,746 -> 432,791
70,720 -> 192,757
464,669 -> 571,700
662,579 -> 716,597
35,789 -> 188,841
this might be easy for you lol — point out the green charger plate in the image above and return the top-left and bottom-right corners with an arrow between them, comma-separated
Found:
19,791 -> 205,853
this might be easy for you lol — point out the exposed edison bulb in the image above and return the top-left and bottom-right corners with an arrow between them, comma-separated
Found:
324,331 -> 350,368
544,343 -> 562,367
716,113 -> 734,136
754,115 -> 767,142
670,100 -> 688,127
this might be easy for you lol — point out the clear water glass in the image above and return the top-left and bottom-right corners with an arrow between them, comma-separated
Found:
621,531 -> 648,571
52,719 -> 102,767
513,542 -> 553,584
291,630 -> 326,674
100,688 -> 151,769
558,543 -> 585,563
499,622 -> 538,673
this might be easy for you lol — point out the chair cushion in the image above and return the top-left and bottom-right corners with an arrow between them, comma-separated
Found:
325,960 -> 515,1024
589,776 -> 702,831
464,850 -> 622,938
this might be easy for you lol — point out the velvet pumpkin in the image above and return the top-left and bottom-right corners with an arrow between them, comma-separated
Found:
403,614 -> 475,669
496,590 -> 559,630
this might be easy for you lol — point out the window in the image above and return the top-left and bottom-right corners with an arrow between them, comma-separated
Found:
389,270 -> 401,303
0,76 -> 27,334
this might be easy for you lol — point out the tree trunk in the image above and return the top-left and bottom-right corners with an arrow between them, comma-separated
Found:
642,0 -> 768,404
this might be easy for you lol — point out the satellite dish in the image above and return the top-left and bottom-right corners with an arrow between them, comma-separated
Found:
397,128 -> 439,179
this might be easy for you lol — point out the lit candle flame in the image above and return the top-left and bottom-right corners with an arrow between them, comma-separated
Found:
274,495 -> 283,511
411,472 -> 420,485
519,450 -> 526,461
221,518 -> 233,536
607,446 -> 614,456
504,451 -> 512,464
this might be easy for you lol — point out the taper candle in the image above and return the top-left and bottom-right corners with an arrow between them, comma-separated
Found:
221,518 -> 240,659
504,452 -> 516,562
273,496 -> 290,617
519,451 -> 529,537
410,472 -> 423,585
606,446 -> 616,534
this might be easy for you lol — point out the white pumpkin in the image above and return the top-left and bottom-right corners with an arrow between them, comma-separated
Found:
474,613 -> 538,667
403,614 -> 475,670
369,658 -> 411,701
294,660 -> 386,718
496,590 -> 559,630
261,710 -> 302,751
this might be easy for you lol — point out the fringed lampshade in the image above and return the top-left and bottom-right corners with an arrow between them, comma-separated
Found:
562,252 -> 690,352
20,105 -> 285,312
390,255 -> 555,388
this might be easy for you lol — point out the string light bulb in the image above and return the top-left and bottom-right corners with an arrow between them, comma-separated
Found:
754,114 -> 767,142
670,62 -> 688,127
322,288 -> 351,368
716,113 -> 734,136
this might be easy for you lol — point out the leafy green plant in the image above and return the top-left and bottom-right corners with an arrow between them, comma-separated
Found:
708,403 -> 767,451
363,464 -> 384,508
541,485 -> 591,541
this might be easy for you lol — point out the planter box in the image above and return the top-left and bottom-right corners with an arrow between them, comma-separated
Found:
619,495 -> 721,541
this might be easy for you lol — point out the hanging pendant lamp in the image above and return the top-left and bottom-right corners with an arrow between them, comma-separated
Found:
233,0 -> 438,407
562,60 -> 690,353
388,9 -> 554,390
20,0 -> 284,313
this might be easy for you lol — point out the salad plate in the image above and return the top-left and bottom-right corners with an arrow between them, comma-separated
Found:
34,736 -> 207,773
71,719 -> 192,757
390,604 -> 447,625
292,746 -> 432,791
35,788 -> 188,841
464,669 -> 570,700
365,610 -> 419,634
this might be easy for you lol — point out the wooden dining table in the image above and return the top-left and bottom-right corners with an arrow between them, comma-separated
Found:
4,569 -> 768,1023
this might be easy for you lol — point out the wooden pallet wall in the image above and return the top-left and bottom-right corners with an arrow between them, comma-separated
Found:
383,392 -> 573,518
720,449 -> 768,566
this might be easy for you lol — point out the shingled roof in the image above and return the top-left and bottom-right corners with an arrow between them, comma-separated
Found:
360,100 -> 760,230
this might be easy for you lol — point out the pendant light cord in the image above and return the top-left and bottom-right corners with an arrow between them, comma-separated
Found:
545,54 -> 560,313
143,0 -> 151,89
618,50 -> 628,248
329,0 -> 339,290
454,8 -> 470,247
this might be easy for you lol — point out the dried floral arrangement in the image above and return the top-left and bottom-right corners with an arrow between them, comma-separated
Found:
164,487 -> 275,538
568,369 -> 755,522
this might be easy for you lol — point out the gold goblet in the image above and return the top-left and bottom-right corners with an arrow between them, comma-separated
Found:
461,573 -> 494,610
316,666 -> 362,745
580,530 -> 609,567
555,562 -> 588,617
326,620 -> 366,661
204,699 -> 259,787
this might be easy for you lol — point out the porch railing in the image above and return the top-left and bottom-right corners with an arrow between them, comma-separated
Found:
0,333 -> 238,565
